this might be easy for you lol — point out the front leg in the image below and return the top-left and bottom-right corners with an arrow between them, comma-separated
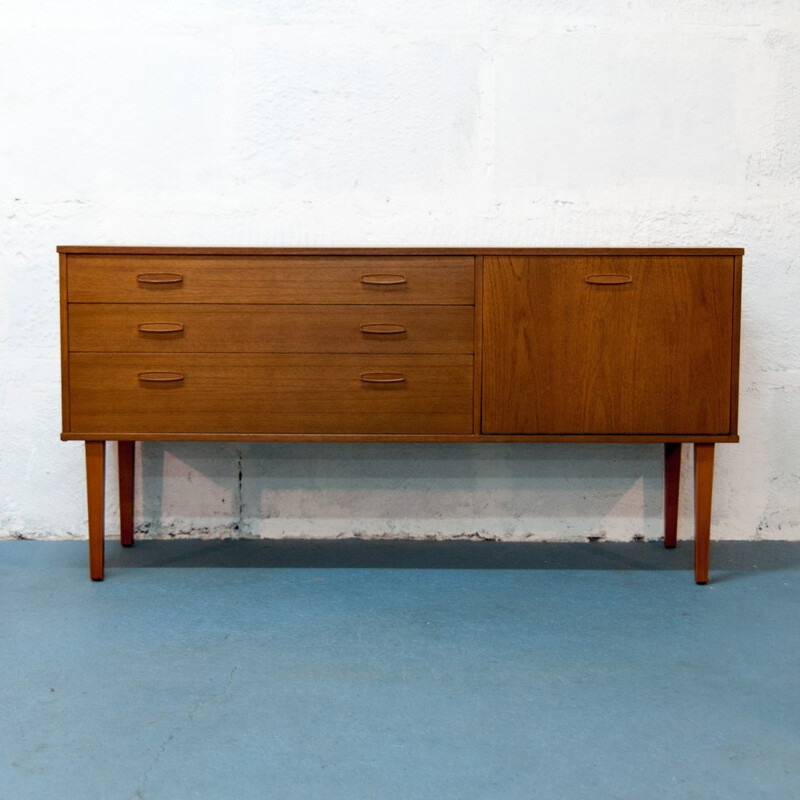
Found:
693,443 -> 715,585
85,441 -> 106,581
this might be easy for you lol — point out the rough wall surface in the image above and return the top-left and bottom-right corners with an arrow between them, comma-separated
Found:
1,1 -> 798,542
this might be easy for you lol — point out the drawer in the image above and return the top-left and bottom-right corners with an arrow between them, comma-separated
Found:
66,255 -> 475,305
68,354 -> 473,435
68,304 -> 474,354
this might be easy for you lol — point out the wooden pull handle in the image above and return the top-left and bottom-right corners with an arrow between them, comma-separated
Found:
584,274 -> 633,285
138,371 -> 184,383
137,273 -> 184,284
360,372 -> 406,384
137,322 -> 185,333
360,323 -> 407,335
360,274 -> 408,286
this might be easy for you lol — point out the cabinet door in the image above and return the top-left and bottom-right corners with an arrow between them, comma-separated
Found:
482,256 -> 735,435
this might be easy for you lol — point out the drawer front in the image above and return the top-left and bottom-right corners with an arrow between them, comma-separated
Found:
68,304 -> 474,354
68,354 -> 473,435
67,255 -> 475,305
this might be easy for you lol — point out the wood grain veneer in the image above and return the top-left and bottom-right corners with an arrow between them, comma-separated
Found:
68,304 -> 474,354
69,353 -> 473,435
482,255 -> 735,435
66,255 -> 475,304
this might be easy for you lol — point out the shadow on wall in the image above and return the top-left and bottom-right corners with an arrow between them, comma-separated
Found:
134,442 -> 670,542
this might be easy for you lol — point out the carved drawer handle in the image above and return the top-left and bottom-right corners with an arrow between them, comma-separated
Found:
584,274 -> 633,285
360,274 -> 407,286
360,323 -> 407,335
138,371 -> 185,383
137,322 -> 185,333
360,372 -> 406,384
137,273 -> 184,284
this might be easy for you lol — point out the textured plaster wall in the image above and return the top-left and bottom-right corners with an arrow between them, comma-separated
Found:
1,1 -> 798,542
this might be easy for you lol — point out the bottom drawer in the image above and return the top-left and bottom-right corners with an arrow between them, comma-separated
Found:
68,353 -> 473,435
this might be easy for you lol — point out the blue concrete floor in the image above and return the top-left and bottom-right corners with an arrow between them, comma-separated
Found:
2,540 -> 799,800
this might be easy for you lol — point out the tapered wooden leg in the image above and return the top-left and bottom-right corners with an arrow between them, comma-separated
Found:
664,443 -> 681,548
85,441 -> 106,581
118,441 -> 135,547
693,443 -> 715,585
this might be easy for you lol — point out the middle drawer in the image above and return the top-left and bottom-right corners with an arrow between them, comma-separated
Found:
68,304 -> 474,354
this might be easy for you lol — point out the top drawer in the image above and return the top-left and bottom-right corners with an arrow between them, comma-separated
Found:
66,255 -> 475,305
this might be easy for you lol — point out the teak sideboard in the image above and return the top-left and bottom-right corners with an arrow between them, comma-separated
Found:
58,247 -> 743,583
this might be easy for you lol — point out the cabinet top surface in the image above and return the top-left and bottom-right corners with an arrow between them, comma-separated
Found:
58,246 -> 745,256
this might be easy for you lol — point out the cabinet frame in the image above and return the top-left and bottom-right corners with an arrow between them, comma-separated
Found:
59,247 -> 743,584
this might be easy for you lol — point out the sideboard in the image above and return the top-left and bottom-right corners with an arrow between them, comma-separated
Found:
58,247 -> 742,582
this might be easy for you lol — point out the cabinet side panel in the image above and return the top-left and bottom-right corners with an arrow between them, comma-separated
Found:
59,252 -> 71,435
729,254 -> 743,436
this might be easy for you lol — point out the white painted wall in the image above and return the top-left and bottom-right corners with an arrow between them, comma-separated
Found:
1,1 -> 798,542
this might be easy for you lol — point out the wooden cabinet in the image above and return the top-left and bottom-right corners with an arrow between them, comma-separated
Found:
59,247 -> 742,583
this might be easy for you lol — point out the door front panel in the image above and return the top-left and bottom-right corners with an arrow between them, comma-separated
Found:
482,255 -> 735,435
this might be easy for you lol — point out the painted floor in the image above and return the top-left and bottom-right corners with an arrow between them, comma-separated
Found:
1,539 -> 799,800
